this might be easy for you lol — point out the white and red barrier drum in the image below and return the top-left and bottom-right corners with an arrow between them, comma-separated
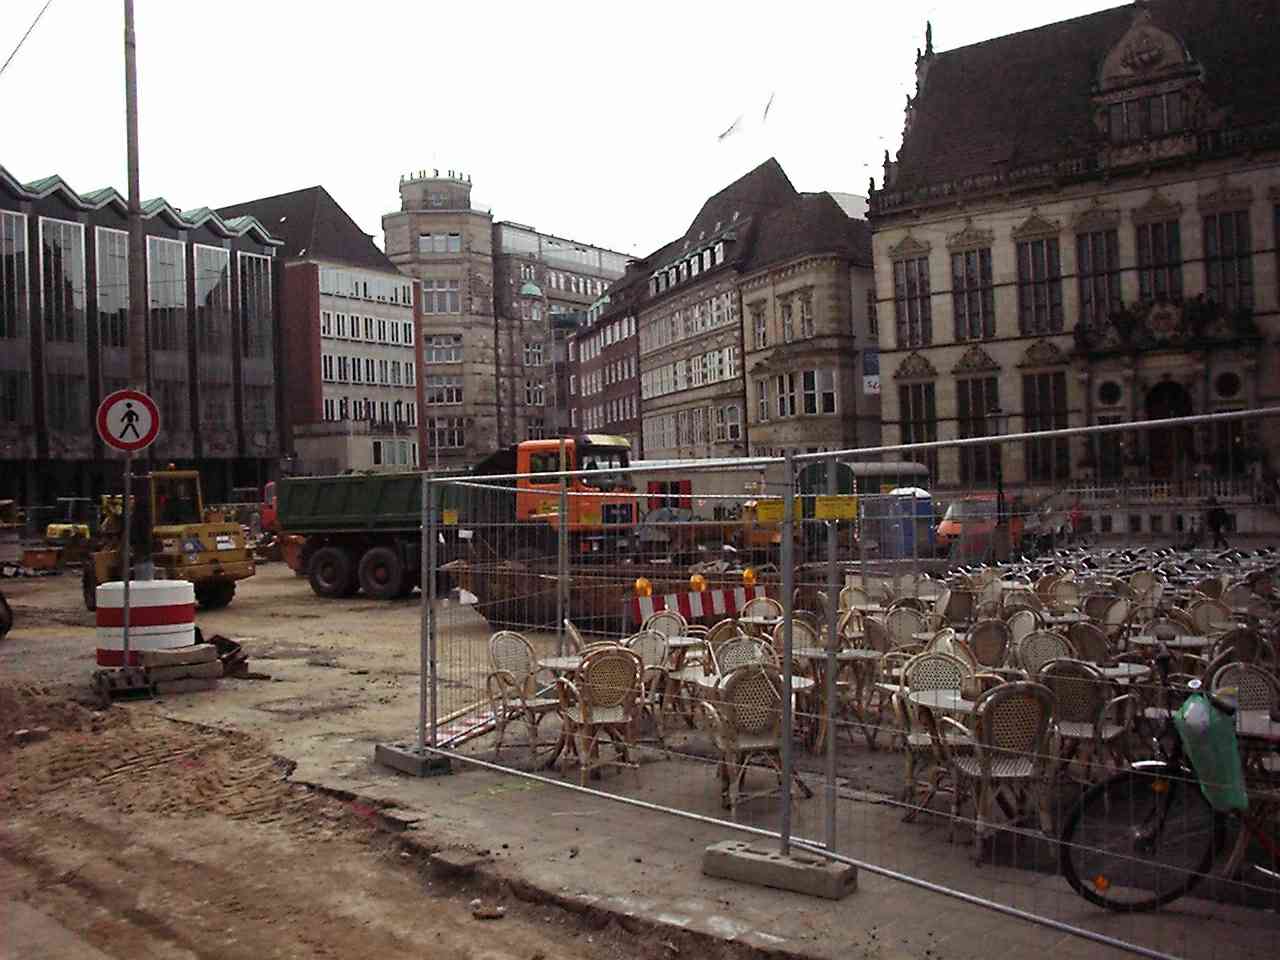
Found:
95,580 -> 195,666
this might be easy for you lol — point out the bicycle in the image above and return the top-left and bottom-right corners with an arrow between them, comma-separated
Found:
1059,645 -> 1280,911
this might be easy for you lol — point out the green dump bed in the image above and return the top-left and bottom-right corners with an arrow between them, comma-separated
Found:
277,472 -> 497,534
277,473 -> 427,534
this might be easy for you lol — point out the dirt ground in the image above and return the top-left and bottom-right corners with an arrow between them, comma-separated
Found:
0,567 -> 645,960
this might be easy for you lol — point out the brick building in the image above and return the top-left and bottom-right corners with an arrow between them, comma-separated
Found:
217,187 -> 421,474
568,283 -> 643,452
0,163 -> 282,504
870,1 -> 1280,518
597,158 -> 876,461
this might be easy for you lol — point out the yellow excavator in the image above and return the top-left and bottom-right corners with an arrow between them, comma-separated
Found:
82,467 -> 255,611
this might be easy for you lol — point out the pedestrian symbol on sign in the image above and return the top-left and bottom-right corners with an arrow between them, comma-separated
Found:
119,401 -> 142,440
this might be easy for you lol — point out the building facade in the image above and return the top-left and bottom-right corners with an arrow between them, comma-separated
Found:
740,192 -> 878,456
870,2 -> 1280,508
568,287 -> 643,453
383,170 -> 628,468
383,170 -> 496,470
217,187 -> 421,474
618,158 -> 877,461
491,222 -> 628,444
0,164 -> 282,504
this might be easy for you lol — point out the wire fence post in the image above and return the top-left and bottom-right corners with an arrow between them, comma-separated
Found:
779,449 -> 796,857
557,438 -> 569,656
425,479 -> 439,749
824,453 -> 839,851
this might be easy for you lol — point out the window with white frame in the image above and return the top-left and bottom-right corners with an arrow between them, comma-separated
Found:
425,375 -> 462,404
403,321 -> 414,344
365,358 -> 375,381
757,380 -> 769,422
427,416 -> 464,448
781,300 -> 794,342
799,293 -> 815,339
322,354 -> 334,381
424,334 -> 463,362
364,316 -> 374,340
523,341 -> 544,366
352,358 -> 363,384
775,373 -> 797,417
422,279 -> 461,314
320,311 -> 333,337
525,380 -> 544,406
336,313 -> 347,338
337,356 -> 349,382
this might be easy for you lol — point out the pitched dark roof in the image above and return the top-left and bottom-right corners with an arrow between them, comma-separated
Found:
683,157 -> 798,241
217,186 -> 399,273
893,0 -> 1280,191
740,192 -> 871,274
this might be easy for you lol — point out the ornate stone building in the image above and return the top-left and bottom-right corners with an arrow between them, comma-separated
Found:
870,1 -> 1280,512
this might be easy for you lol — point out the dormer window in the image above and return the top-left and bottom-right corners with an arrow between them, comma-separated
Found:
1108,91 -> 1185,143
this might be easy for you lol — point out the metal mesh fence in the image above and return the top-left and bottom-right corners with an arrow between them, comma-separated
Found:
392,409 -> 1280,960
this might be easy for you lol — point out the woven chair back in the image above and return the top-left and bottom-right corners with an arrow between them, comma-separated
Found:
969,618 -> 1011,669
885,607 -> 927,646
625,630 -> 669,669
714,636 -> 769,674
643,609 -> 688,638
741,595 -> 783,619
1211,662 -> 1280,711
1067,621 -> 1110,664
490,631 -> 536,691
1188,598 -> 1231,635
974,681 -> 1055,761
722,665 -> 782,737
579,647 -> 642,711
905,652 -> 970,693
1038,658 -> 1106,724
1017,630 -> 1075,675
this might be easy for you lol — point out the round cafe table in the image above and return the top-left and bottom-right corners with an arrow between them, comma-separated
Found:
793,647 -> 883,751
1128,634 -> 1215,652
907,688 -> 977,715
539,655 -> 583,674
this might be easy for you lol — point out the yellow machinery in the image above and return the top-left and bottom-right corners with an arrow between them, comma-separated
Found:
83,468 -> 255,611
45,497 -> 94,565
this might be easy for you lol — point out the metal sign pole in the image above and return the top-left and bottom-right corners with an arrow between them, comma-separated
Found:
120,453 -> 132,668
824,455 -> 839,851
426,482 -> 440,749
417,477 -> 430,753
779,449 -> 796,857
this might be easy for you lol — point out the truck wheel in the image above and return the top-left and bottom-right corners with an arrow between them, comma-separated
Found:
82,567 -> 98,611
309,546 -> 355,599
196,581 -> 236,610
358,546 -> 404,601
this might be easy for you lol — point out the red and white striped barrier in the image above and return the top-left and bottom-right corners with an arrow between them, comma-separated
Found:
95,580 -> 196,667
629,585 -> 769,626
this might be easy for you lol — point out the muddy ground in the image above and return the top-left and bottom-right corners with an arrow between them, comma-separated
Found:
0,565 -> 690,960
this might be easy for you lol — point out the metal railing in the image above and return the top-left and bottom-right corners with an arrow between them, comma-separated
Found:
380,406 -> 1280,960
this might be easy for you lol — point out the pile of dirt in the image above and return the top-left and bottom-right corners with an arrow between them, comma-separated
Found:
0,682 -> 110,741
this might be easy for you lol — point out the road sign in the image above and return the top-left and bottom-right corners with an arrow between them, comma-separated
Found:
96,389 -> 160,453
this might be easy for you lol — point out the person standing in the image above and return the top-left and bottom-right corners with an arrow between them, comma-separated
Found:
1206,498 -> 1229,549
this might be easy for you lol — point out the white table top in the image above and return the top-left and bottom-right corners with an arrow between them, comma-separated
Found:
666,636 -> 705,649
1237,710 -> 1280,743
1096,662 -> 1151,680
737,615 -> 782,626
792,647 -> 882,662
907,688 -> 976,715
697,672 -> 814,692
539,655 -> 583,673
1129,634 -> 1214,651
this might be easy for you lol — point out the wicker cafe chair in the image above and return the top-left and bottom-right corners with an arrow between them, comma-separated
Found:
1067,621 -> 1111,665
625,629 -> 670,743
1050,579 -> 1081,612
1211,661 -> 1280,712
1082,593 -> 1113,623
1101,597 -> 1133,646
1005,608 -> 1040,650
712,635 -> 770,675
885,606 -> 927,648
969,618 -> 1016,675
840,584 -> 871,611
937,681 -> 1057,857
486,631 -> 559,763
1016,630 -> 1076,676
1222,583 -> 1255,611
555,645 -> 645,786
1189,597 -> 1233,635
892,652 -> 973,821
700,664 -> 814,815
1038,658 -> 1134,781
643,608 -> 688,639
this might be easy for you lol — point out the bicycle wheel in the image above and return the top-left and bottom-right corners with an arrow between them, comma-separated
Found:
1061,767 -> 1221,912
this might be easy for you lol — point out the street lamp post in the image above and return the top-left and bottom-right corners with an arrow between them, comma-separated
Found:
987,405 -> 1011,561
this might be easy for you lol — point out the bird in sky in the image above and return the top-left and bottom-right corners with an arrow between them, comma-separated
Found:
717,115 -> 742,141
762,92 -> 775,123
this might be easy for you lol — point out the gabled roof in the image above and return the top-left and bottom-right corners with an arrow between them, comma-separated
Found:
891,0 -> 1280,191
740,192 -> 871,274
0,163 -> 281,243
217,186 -> 399,273
682,157 -> 798,245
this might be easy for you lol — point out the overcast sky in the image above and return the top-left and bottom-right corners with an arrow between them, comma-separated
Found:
3,0 -> 1122,258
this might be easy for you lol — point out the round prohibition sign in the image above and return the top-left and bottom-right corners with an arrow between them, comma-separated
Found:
97,388 -> 161,453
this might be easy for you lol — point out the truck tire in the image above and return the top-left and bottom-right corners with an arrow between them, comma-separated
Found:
82,566 -> 98,611
358,546 -> 405,601
309,546 -> 355,599
195,581 -> 236,610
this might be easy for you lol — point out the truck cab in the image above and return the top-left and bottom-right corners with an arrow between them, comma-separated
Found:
472,435 -> 639,557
